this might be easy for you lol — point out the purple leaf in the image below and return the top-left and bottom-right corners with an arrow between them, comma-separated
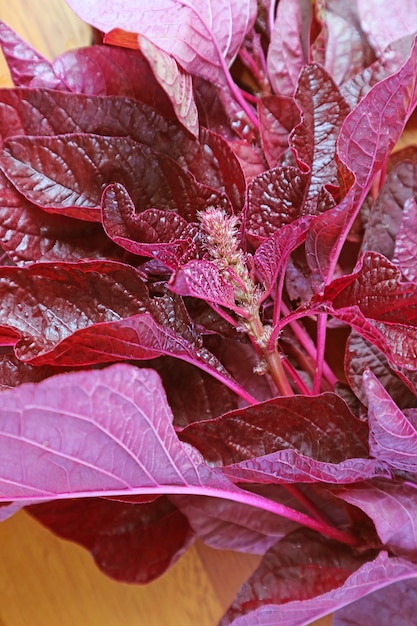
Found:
393,197 -> 417,281
357,0 -> 417,55
362,160 -> 417,259
0,22 -> 64,89
266,0 -> 312,96
169,260 -> 240,314
363,370 -> 417,472
52,44 -> 178,118
0,89 -> 245,211
180,392 -> 369,467
0,171 -> 121,264
290,63 -> 350,213
220,528 -> 374,626
224,551 -> 417,626
101,183 -> 200,268
345,332 -> 417,409
29,496 -> 194,583
246,166 -> 307,239
258,95 -> 300,167
306,37 -> 417,283
1,134 -> 198,220
311,2 -> 376,86
254,216 -> 311,298
65,0 -> 257,87
136,35 -> 199,137
333,577 -> 417,626
0,260 -> 249,399
336,480 -> 417,559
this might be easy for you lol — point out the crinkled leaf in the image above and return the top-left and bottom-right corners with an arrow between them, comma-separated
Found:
258,95 -> 300,168
29,496 -> 194,583
393,197 -> 417,281
357,0 -> 417,55
169,260 -> 241,314
0,260 -> 248,398
223,551 -> 417,626
172,490 -> 299,554
0,22 -> 64,89
0,89 -> 245,211
0,171 -> 121,264
180,392 -> 369,466
246,166 -> 307,239
266,0 -> 312,96
101,183 -> 200,268
290,63 -> 350,213
363,370 -> 417,472
220,528 -> 374,626
321,252 -> 417,324
254,216 -> 311,299
0,134 -> 205,221
345,332 -> 417,409
312,1 -> 376,86
66,0 -> 257,87
52,44 -> 177,118
333,577 -> 417,626
336,480 -> 417,559
306,37 -> 417,282
362,160 -> 417,259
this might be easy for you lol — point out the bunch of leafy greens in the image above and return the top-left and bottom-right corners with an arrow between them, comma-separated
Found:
1,0 -> 417,623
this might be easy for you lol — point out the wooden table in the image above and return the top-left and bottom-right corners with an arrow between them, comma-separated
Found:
0,2 -> 331,624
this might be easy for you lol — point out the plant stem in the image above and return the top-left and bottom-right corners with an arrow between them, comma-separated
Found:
29,485 -> 360,547
313,313 -> 327,394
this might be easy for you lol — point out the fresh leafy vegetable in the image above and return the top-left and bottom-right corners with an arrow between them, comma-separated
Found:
0,1 -> 417,624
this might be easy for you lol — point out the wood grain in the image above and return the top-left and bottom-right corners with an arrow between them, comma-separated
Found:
0,1 -> 331,624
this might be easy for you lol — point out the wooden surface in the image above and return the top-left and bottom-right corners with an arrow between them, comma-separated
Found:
0,2 -> 331,624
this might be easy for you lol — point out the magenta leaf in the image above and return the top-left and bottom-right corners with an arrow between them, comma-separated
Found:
362,160 -> 417,259
169,260 -> 240,314
220,528 -> 374,626
258,95 -> 300,167
65,0 -> 257,87
224,551 -> 417,626
0,171 -> 120,263
180,392 -> 369,466
246,166 -> 308,239
101,183 -> 200,268
345,332 -> 417,409
306,37 -> 417,282
52,44 -> 178,118
0,22 -> 64,89
321,252 -> 417,324
357,0 -> 417,55
136,34 -> 199,137
266,0 -> 312,96
254,216 -> 311,299
29,496 -> 194,583
311,1 -> 376,86
363,370 -> 417,472
392,197 -> 417,281
336,480 -> 417,559
333,578 -> 417,626
290,63 -> 350,213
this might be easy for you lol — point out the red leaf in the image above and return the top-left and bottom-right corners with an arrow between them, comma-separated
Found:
29,497 -> 194,583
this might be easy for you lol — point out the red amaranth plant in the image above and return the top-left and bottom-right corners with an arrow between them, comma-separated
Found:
1,1 -> 417,624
